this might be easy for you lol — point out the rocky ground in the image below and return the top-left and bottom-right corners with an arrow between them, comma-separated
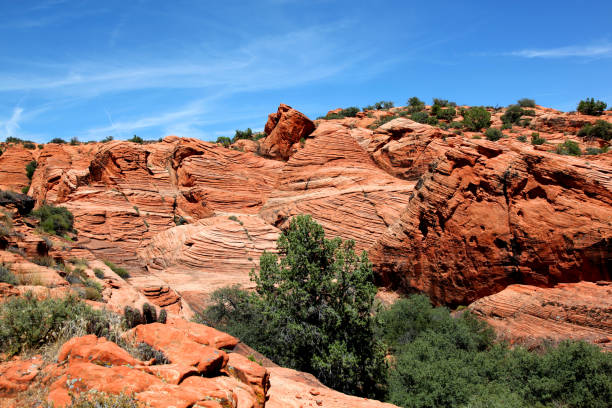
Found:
0,101 -> 610,405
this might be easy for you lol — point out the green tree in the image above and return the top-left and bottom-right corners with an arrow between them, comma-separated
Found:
199,215 -> 387,398
462,107 -> 491,131
577,98 -> 607,115
517,98 -> 536,108
485,127 -> 503,141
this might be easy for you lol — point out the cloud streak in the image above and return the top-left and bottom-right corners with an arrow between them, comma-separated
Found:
1,107 -> 23,138
508,43 -> 612,58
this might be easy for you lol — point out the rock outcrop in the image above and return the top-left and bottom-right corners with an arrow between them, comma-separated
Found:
0,145 -> 34,193
260,122 -> 414,252
259,104 -> 315,160
468,281 -> 612,350
370,138 -> 612,305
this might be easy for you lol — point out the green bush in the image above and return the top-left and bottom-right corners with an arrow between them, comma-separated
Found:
406,97 -> 425,113
123,303 -> 166,328
517,135 -> 527,142
379,295 -> 612,408
21,185 -> 29,194
363,101 -> 395,111
233,128 -> 253,142
103,260 -> 130,279
323,107 -> 360,119
128,135 -> 143,144
462,107 -> 491,131
585,146 -> 609,155
577,98 -> 607,115
436,107 -> 456,121
0,263 -> 17,285
49,138 -> 67,144
25,160 -> 37,180
501,122 -> 512,130
517,98 -> 536,108
577,120 -> 612,141
70,137 -> 80,146
31,204 -> 74,236
0,294 -> 119,356
450,121 -> 463,129
411,112 -> 429,124
215,136 -> 232,147
531,132 -> 546,145
556,140 -> 582,156
197,215 -> 387,398
101,136 -> 114,143
485,128 -> 502,141
94,268 -> 105,279
501,105 -> 525,124
82,286 -> 102,301
23,141 -> 36,150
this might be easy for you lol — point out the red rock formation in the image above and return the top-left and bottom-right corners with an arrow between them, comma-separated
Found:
260,104 -> 315,160
0,145 -> 34,193
468,281 -> 612,350
260,122 -> 414,252
370,138 -> 612,305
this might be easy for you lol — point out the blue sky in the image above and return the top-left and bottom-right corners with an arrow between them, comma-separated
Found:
1,0 -> 611,143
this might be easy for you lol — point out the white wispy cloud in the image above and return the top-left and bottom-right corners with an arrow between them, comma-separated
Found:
1,107 -> 23,138
508,43 -> 612,58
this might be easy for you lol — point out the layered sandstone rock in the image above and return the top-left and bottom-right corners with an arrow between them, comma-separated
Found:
260,122 -> 414,251
370,138 -> 612,305
468,281 -> 612,350
0,145 -> 35,193
260,104 -> 315,160
137,215 -> 279,308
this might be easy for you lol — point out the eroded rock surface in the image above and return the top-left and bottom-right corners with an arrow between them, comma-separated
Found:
370,139 -> 612,305
468,281 -> 612,350
260,104 -> 315,160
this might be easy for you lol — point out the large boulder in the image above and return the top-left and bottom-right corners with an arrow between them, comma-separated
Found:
260,104 -> 315,160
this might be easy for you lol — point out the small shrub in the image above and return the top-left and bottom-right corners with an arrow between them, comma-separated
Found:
130,342 -> 169,365
49,138 -> 67,144
21,185 -> 29,194
406,96 -> 425,113
31,256 -> 55,267
103,260 -> 130,279
410,111 -> 429,124
585,147 -> 607,155
450,121 -> 463,129
471,134 -> 482,139
31,204 -> 74,236
363,101 -> 394,111
578,120 -> 612,141
556,140 -> 582,156
70,137 -> 80,145
25,160 -> 38,180
577,98 -> 607,115
517,98 -> 536,108
0,263 -> 17,285
94,268 -> 105,279
523,109 -> 536,116
128,135 -> 143,144
82,286 -> 102,301
501,105 -> 524,124
531,132 -> 546,145
123,303 -> 165,328
322,107 -> 360,119
436,107 -> 456,121
228,215 -> 239,222
23,141 -> 36,150
517,135 -> 527,142
62,390 -> 142,408
462,107 -> 491,131
233,128 -> 253,142
123,306 -> 143,328
485,128 -> 503,141
0,294 -> 119,356
216,136 -> 231,147
369,114 -> 399,129
173,215 -> 187,226
101,136 -> 114,143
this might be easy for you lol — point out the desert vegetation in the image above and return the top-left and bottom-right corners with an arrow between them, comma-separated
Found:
199,216 -> 612,407
577,98 -> 607,116
31,204 -> 74,236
